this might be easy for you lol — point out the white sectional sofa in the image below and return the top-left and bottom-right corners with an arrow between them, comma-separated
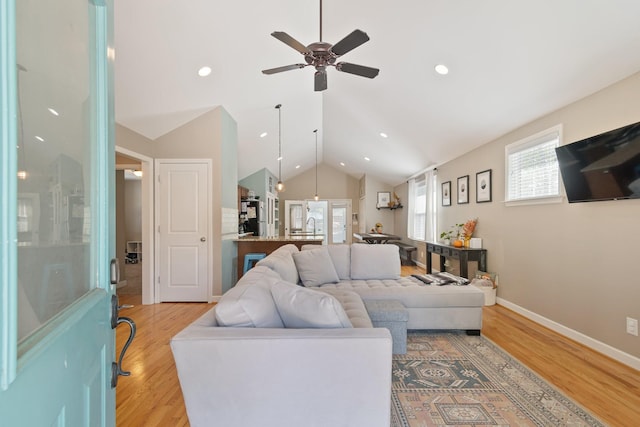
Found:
171,243 -> 484,427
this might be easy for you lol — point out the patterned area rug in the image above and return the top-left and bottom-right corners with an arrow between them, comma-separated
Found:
391,332 -> 604,426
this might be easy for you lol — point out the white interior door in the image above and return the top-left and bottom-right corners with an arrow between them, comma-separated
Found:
157,160 -> 210,302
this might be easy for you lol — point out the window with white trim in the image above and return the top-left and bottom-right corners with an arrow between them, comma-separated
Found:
407,175 -> 426,240
505,125 -> 562,204
408,170 -> 437,241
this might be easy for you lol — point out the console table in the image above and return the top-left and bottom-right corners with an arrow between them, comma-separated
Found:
426,242 -> 487,279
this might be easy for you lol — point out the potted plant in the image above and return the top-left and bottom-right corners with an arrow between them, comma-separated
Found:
440,223 -> 464,245
439,230 -> 454,245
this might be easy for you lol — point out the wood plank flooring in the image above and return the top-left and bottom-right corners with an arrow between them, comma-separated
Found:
116,266 -> 640,426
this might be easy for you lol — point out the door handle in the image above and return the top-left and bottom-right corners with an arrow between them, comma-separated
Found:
200,237 -> 206,242
111,294 -> 137,388
110,258 -> 120,285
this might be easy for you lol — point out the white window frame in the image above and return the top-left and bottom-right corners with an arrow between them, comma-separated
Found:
407,170 -> 437,242
407,175 -> 426,241
505,124 -> 564,206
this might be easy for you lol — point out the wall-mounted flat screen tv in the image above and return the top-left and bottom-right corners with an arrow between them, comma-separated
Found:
555,120 -> 640,203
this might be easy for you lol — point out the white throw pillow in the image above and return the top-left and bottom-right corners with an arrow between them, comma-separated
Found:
302,244 -> 351,280
214,275 -> 284,328
292,248 -> 340,287
350,244 -> 401,280
270,280 -> 352,328
256,250 -> 299,284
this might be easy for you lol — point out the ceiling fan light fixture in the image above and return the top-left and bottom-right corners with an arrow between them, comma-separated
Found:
261,0 -> 379,91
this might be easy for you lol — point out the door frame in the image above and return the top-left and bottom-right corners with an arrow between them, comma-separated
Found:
154,158 -> 213,303
115,146 -> 155,304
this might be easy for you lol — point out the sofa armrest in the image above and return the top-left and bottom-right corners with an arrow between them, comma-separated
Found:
171,314 -> 392,427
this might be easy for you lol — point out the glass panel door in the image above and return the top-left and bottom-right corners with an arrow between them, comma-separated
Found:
0,0 -> 116,423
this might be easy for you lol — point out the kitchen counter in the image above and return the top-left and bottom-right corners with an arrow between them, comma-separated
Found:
234,235 -> 323,280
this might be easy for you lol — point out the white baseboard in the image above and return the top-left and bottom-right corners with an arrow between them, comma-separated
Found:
497,297 -> 640,371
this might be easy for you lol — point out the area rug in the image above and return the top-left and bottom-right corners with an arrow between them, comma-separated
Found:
391,332 -> 604,426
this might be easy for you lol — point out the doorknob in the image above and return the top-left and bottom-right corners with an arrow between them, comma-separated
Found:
200,237 -> 206,242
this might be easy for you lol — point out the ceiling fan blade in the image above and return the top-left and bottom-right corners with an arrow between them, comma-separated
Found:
314,70 -> 327,92
262,64 -> 306,75
336,62 -> 379,79
271,32 -> 312,54
330,29 -> 370,56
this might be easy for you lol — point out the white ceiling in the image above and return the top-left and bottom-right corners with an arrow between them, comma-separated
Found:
114,0 -> 640,186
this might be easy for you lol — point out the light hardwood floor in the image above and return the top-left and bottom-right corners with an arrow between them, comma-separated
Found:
116,266 -> 640,426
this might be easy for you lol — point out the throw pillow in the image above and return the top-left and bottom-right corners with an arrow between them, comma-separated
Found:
302,244 -> 351,280
270,280 -> 353,328
214,275 -> 284,328
256,250 -> 299,284
350,243 -> 401,280
292,248 -> 340,287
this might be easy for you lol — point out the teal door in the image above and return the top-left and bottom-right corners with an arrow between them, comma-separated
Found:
0,0 -> 117,425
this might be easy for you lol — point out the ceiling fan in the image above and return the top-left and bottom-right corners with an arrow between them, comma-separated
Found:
261,0 -> 379,91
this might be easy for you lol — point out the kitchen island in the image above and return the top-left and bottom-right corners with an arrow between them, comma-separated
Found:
235,235 -> 323,280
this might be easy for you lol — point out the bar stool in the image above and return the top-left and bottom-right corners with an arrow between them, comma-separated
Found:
243,253 -> 266,274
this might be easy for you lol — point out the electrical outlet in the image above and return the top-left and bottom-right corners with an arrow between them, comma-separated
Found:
626,317 -> 638,336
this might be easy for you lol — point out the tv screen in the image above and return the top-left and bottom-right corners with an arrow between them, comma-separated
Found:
555,121 -> 640,203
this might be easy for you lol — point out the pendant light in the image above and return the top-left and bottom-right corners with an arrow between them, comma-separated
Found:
275,104 -> 285,192
313,129 -> 319,201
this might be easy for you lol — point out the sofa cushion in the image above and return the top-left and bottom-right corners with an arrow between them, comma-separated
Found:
302,244 -> 351,280
256,245 -> 300,284
313,288 -> 373,328
292,248 -> 340,287
350,244 -> 400,280
214,270 -> 284,328
270,280 -> 353,328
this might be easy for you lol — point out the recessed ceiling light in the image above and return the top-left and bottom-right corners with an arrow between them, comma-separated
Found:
435,64 -> 449,75
364,156 -> 371,162
48,107 -> 59,116
340,162 -> 345,166
379,132 -> 388,138
198,66 -> 212,77
35,136 -> 44,142
260,132 -> 268,138
295,165 -> 301,169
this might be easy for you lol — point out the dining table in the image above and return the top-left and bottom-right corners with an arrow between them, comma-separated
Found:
353,232 -> 402,244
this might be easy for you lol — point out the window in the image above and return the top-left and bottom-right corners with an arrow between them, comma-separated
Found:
408,170 -> 437,241
505,125 -> 563,204
407,175 -> 426,240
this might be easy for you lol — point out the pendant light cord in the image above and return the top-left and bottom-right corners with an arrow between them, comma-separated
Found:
314,129 -> 318,198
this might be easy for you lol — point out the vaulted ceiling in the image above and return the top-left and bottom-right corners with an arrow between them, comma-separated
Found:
114,0 -> 640,185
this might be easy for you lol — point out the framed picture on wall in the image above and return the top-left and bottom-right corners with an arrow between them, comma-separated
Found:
442,181 -> 451,206
476,169 -> 492,203
377,191 -> 391,208
457,175 -> 469,204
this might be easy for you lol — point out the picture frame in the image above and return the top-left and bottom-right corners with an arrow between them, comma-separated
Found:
476,169 -> 492,203
442,181 -> 451,206
457,175 -> 469,204
377,191 -> 391,208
